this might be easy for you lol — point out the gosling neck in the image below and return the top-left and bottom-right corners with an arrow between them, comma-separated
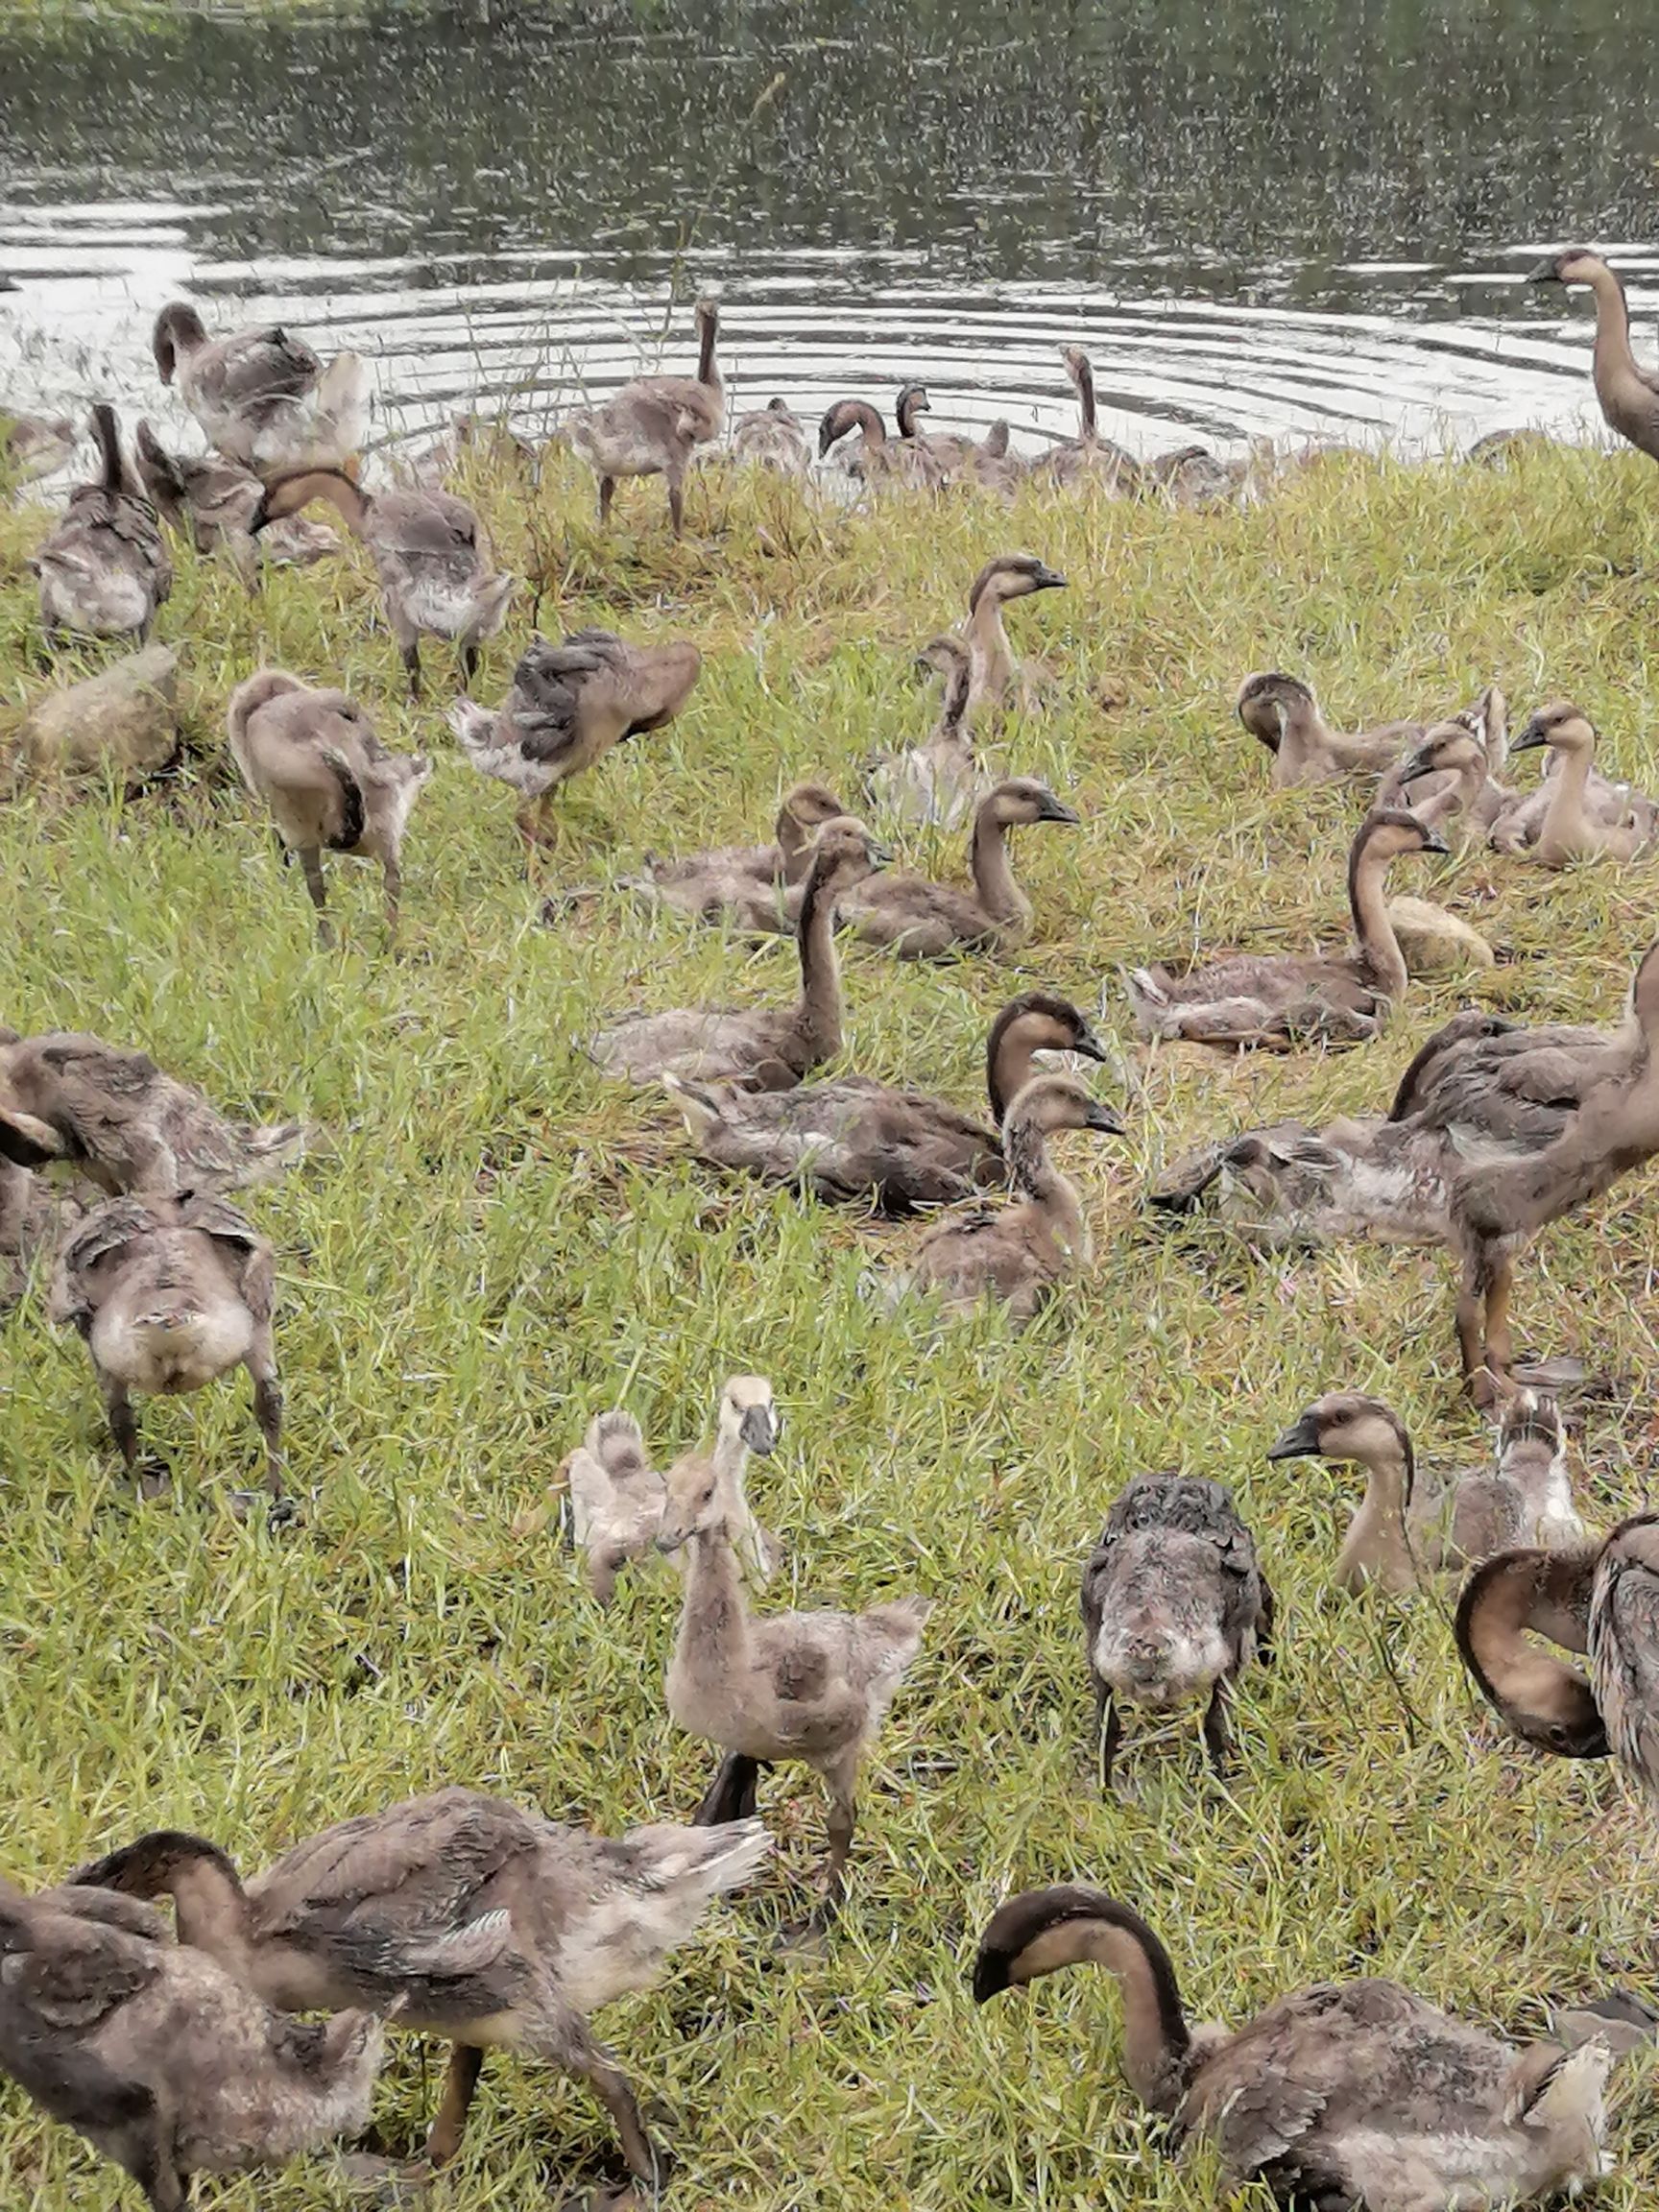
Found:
1334,1431 -> 1418,1596
679,1505 -> 752,1673
1581,260 -> 1641,415
1073,357 -> 1098,439
1537,740 -> 1595,861
793,861 -> 848,1060
1006,1114 -> 1090,1262
1347,830 -> 1409,1000
968,589 -> 1016,708
970,805 -> 1030,926
985,1017 -> 1048,1124
696,309 -> 720,391
934,652 -> 973,741
269,469 -> 371,536
1456,1548 -> 1602,1727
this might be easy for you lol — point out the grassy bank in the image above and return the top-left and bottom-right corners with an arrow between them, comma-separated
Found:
3,441 -> 1659,2207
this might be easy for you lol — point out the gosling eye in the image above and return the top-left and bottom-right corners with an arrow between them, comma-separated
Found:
1546,1722 -> 1576,1753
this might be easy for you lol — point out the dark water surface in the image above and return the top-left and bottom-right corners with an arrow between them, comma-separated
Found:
3,0 -> 1658,458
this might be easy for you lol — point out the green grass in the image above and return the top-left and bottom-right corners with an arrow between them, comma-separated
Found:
4,439 -> 1659,2208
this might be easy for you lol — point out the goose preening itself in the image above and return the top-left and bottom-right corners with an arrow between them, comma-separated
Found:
880,1072 -> 1124,1319
227,670 -> 432,948
816,395 -> 946,491
450,628 -> 701,853
1528,247 -> 1659,464
623,780 -> 846,930
1493,702 -> 1659,867
972,1887 -> 1614,2211
1236,670 -> 1425,786
957,552 -> 1068,721
585,816 -> 890,1090
3,408 -> 77,484
50,1192 -> 285,1516
1267,1390 -> 1583,1596
248,468 -> 514,699
1124,808 -> 1446,1049
0,1873 -> 387,2212
564,1394 -> 775,1604
566,297 -> 723,533
1380,703 -> 1515,834
73,1788 -> 770,2187
1459,1516 -> 1659,1803
31,404 -> 171,646
863,635 -> 979,830
655,1376 -> 930,1941
133,420 -> 340,579
836,777 -> 1080,958
150,301 -> 366,472
1448,938 -> 1659,1400
0,1029 -> 303,1198
664,990 -> 1107,1214
1033,347 -> 1141,491
729,395 -> 809,474
896,386 -> 1017,485
1082,1474 -> 1272,1790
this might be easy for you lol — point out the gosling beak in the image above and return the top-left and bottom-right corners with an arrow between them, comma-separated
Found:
1083,1099 -> 1127,1136
1266,1410 -> 1322,1461
1420,825 -> 1452,856
1525,256 -> 1562,285
655,1526 -> 685,1556
1071,1022 -> 1109,1064
1038,795 -> 1081,826
1033,565 -> 1069,592
868,841 -> 896,869
739,1403 -> 780,1455
246,495 -> 272,538
1398,750 -> 1438,783
1510,715 -> 1549,754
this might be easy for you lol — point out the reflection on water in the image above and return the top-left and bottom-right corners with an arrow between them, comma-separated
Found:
3,0 -> 1657,458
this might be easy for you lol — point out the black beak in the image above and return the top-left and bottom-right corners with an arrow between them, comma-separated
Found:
1398,750 -> 1438,783
1266,1410 -> 1322,1461
1034,565 -> 1069,591
1039,796 -> 1081,826
1071,1022 -> 1109,1064
1525,256 -> 1561,285
868,841 -> 896,869
247,495 -> 272,538
740,1405 -> 780,1455
654,1527 -> 685,1556
1084,1100 -> 1127,1136
1510,716 -> 1549,753
1420,825 -> 1452,856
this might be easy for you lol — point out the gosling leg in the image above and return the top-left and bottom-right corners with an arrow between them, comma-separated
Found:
397,635 -> 423,702
425,2043 -> 485,2168
459,639 -> 480,689
1201,1680 -> 1235,1775
100,1371 -> 142,1475
564,2038 -> 664,2193
1454,1239 -> 1489,1398
1484,1249 -> 1517,1388
298,847 -> 333,948
132,2137 -> 186,2212
693,1751 -> 762,1825
598,475 -> 615,526
381,849 -> 403,948
1094,1682 -> 1122,1793
665,463 -> 685,538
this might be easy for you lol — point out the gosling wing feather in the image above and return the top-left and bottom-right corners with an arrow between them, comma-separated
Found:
0,1912 -> 159,2031
214,326 -> 323,409
36,1037 -> 161,1100
1590,1527 -> 1659,1796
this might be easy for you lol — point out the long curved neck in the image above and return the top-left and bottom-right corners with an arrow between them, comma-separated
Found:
847,401 -> 886,448
696,310 -> 719,389
1335,1438 -> 1417,1593
970,807 -> 1028,924
1006,1116 -> 1089,1261
1073,359 -> 1098,439
934,654 -> 972,739
269,469 -> 370,534
1273,692 -> 1331,779
1460,1550 -> 1599,1710
794,864 -> 846,1058
1020,1916 -> 1192,2113
986,1019 -> 1046,1124
969,590 -> 1014,703
1539,742 -> 1594,854
1582,262 -> 1641,407
1348,832 -> 1408,998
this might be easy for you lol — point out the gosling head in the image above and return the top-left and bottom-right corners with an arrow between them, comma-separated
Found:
1399,725 -> 1488,784
982,778 -> 1081,830
779,780 -> 847,834
1512,702 -> 1597,758
803,815 -> 893,895
994,992 -> 1108,1065
1060,344 -> 1093,385
895,382 -> 932,436
656,1376 -> 779,1553
818,399 -> 870,457
1527,247 -> 1608,288
151,301 -> 208,384
1003,1072 -> 1125,1141
1268,1393 -> 1412,1491
1236,670 -> 1316,748
969,553 -> 1069,612
1355,806 -> 1450,862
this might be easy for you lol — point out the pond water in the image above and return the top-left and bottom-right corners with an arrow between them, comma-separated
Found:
3,0 -> 1657,462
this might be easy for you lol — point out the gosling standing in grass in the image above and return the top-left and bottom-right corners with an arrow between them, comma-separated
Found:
227,669 -> 431,947
655,1377 -> 930,1941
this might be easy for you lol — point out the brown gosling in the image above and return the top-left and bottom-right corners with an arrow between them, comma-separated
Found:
585,816 -> 890,1090
729,395 -> 809,474
227,670 -> 431,948
1267,1390 -> 1584,1596
564,1403 -> 776,1605
973,1888 -> 1613,2210
0,1874 -> 388,2212
863,634 -> 978,830
1500,702 -> 1659,866
1527,247 -> 1659,464
72,1789 -> 770,2189
622,780 -> 847,931
655,1376 -> 930,1942
449,628 -> 701,852
958,551 -> 1068,720
31,403 -> 171,647
816,396 -> 946,491
1082,1473 -> 1272,1790
151,301 -> 365,471
1034,346 -> 1142,491
566,297 -> 724,533
837,776 -> 1080,957
1449,937 -> 1659,1403
1236,670 -> 1425,785
248,468 -> 514,699
133,420 -> 339,582
50,1193 -> 286,1519
0,1029 -> 304,1198
885,1072 -> 1125,1320
1123,808 -> 1447,1050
